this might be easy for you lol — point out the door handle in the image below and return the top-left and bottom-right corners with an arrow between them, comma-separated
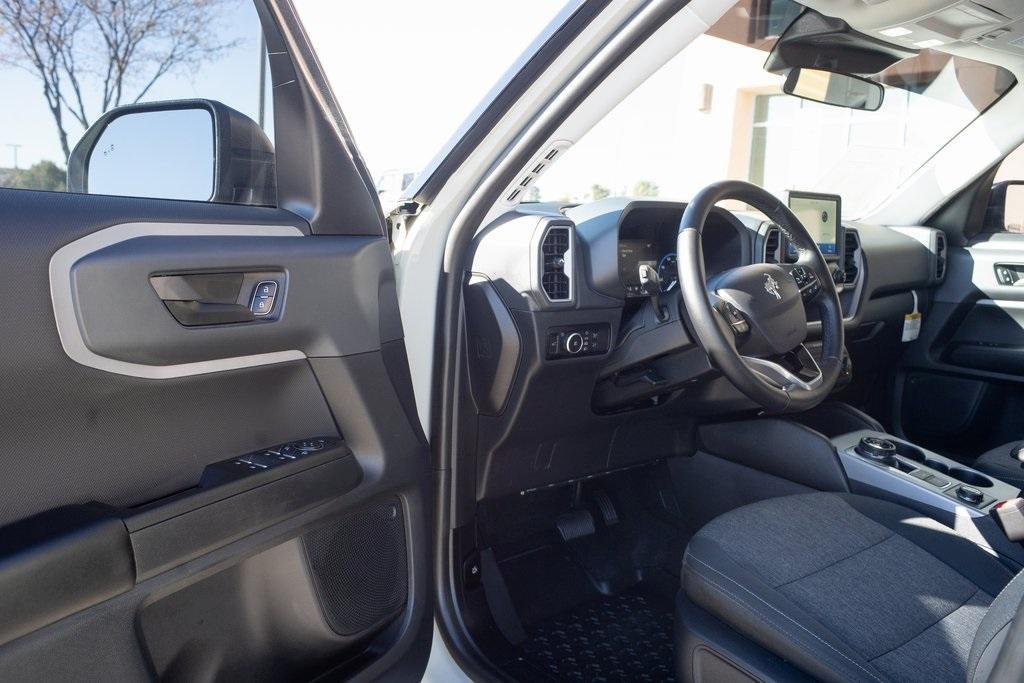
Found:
162,300 -> 256,326
150,273 -> 262,326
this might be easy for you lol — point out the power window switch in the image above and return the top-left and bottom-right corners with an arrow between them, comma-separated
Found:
240,452 -> 282,468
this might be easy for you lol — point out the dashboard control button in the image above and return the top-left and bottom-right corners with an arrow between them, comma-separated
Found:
295,438 -> 326,452
956,485 -> 984,505
856,436 -> 898,464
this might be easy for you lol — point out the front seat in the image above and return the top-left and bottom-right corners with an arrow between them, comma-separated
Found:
974,442 -> 1024,490
678,492 -> 1023,683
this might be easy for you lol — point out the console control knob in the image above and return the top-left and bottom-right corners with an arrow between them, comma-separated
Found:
856,436 -> 898,464
1013,445 -> 1024,464
565,332 -> 584,354
956,485 -> 984,505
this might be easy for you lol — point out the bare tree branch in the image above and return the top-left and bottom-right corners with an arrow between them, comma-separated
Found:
0,0 -> 241,161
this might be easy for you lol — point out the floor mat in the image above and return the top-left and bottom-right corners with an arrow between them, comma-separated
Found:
511,591 -> 675,682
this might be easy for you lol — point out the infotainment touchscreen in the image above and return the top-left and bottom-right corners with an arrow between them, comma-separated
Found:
787,191 -> 842,258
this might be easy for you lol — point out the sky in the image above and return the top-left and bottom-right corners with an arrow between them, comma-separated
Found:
0,0 -> 564,181
293,1 -> 565,181
0,0 -> 997,218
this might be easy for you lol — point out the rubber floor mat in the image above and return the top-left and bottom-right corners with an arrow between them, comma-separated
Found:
510,591 -> 675,682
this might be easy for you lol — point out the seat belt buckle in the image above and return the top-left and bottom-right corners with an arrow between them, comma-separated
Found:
993,498 -> 1024,542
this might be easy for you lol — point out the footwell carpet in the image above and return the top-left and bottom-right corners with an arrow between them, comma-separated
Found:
511,591 -> 674,682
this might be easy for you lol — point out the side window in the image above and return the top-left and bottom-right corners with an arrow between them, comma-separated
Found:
0,0 -> 272,204
993,143 -> 1024,233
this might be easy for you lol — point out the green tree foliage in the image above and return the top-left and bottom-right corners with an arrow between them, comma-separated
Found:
0,160 -> 67,191
590,183 -> 610,200
632,179 -> 659,197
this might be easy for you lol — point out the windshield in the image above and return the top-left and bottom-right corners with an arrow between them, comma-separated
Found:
293,0 -> 568,205
535,0 -> 1016,218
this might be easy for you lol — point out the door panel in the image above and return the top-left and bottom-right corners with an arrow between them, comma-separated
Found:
0,185 -> 430,678
897,233 -> 1024,459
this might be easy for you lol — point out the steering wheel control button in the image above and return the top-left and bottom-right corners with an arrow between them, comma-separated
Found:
715,301 -> 750,335
856,436 -> 898,464
956,485 -> 984,505
545,324 -> 611,360
250,280 -> 278,316
790,266 -> 821,300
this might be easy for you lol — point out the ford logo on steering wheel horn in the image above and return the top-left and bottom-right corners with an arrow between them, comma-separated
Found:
763,273 -> 782,300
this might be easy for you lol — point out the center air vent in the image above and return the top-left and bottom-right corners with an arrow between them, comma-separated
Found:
935,232 -> 947,281
540,224 -> 572,302
843,231 -> 860,285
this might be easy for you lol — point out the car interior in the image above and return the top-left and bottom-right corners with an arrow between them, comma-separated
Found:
428,1 -> 1024,682
4,0 -> 1024,682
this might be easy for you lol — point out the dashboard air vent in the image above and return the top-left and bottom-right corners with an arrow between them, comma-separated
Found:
843,231 -> 860,285
763,227 -> 780,263
540,225 -> 572,302
935,232 -> 947,281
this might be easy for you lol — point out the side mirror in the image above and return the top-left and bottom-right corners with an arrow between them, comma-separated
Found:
68,99 -> 275,205
783,68 -> 884,111
985,181 -> 1024,233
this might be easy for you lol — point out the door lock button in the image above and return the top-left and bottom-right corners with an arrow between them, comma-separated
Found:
250,280 -> 278,316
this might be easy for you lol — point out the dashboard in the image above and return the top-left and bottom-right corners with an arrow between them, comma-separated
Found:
463,195 -> 948,500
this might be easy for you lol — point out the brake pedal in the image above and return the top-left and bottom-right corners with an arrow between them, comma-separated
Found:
556,509 -> 596,542
592,490 -> 619,526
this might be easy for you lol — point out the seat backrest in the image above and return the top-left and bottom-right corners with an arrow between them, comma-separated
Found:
970,571 -> 1024,682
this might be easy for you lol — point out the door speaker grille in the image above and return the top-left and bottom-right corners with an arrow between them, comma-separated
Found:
302,498 -> 408,636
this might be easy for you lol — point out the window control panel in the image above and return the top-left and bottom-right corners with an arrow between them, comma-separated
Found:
995,263 -> 1024,286
200,436 -> 340,486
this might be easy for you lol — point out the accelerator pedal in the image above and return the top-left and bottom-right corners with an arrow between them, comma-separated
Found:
592,490 -> 619,526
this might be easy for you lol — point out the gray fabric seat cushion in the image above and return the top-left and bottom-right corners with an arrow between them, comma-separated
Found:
682,493 -> 1018,683
973,441 -> 1024,490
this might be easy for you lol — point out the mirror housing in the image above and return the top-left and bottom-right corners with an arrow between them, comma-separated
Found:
784,67 -> 884,111
68,99 -> 275,206
985,181 -> 1024,233
765,9 -> 915,77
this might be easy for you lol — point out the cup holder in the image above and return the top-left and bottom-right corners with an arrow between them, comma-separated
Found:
925,459 -> 950,475
893,442 -> 926,464
949,467 -> 993,488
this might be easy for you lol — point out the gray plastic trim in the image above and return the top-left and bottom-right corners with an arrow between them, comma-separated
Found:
50,222 -> 305,379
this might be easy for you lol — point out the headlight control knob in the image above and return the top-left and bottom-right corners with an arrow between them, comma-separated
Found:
565,332 -> 584,354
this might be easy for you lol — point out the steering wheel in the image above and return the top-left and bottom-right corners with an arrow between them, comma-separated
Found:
678,180 -> 844,413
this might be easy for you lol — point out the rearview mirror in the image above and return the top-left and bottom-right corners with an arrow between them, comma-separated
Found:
68,99 -> 275,205
783,68 -> 884,111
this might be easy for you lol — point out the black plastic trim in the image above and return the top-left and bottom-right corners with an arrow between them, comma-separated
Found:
0,504 -> 134,647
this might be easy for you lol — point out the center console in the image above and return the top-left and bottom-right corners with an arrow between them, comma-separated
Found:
835,430 -> 1019,517
834,430 -> 1024,566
